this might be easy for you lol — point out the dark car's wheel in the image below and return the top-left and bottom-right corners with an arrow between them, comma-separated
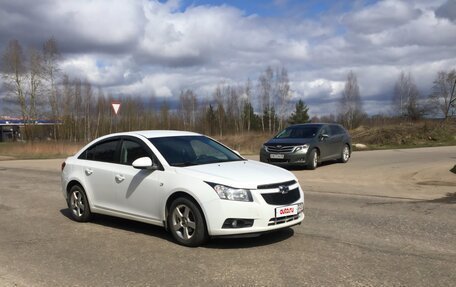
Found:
339,144 -> 350,163
307,149 -> 319,170
168,197 -> 208,247
67,185 -> 92,222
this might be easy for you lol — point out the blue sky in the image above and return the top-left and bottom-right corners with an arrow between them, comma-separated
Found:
0,0 -> 455,117
178,0 -> 359,18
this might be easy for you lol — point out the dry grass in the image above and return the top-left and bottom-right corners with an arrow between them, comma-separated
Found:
351,120 -> 456,150
212,132 -> 274,155
0,142 -> 83,160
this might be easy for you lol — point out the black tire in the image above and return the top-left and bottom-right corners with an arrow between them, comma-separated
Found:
67,185 -> 92,222
307,149 -> 318,170
339,144 -> 350,163
167,197 -> 208,247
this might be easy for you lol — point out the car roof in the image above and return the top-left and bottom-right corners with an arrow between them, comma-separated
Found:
109,130 -> 201,139
289,123 -> 324,128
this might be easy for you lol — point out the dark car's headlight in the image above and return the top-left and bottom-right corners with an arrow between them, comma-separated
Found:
293,144 -> 309,153
206,182 -> 253,202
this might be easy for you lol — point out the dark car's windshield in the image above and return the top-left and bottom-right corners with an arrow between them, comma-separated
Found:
149,135 -> 244,167
274,126 -> 320,139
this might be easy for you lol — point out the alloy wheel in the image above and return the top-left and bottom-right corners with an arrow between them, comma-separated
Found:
171,204 -> 196,240
343,146 -> 350,161
70,190 -> 85,218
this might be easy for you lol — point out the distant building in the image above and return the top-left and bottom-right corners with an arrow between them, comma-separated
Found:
0,118 -> 61,142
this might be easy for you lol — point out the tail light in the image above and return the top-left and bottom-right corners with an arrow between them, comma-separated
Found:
61,161 -> 66,171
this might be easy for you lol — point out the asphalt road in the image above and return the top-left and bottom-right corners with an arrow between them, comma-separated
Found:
0,146 -> 455,286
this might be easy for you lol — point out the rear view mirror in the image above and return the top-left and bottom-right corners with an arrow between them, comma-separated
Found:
319,134 -> 329,141
132,157 -> 157,170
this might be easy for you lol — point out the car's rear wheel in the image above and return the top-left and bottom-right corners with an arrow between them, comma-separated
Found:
339,144 -> 350,163
168,197 -> 208,247
68,185 -> 92,222
307,149 -> 318,170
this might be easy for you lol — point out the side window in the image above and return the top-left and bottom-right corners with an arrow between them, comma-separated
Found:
79,140 -> 119,163
330,125 -> 341,135
120,140 -> 150,165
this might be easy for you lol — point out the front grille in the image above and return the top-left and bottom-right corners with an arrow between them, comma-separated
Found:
257,180 -> 296,190
265,145 -> 295,153
261,188 -> 300,205
268,214 -> 300,226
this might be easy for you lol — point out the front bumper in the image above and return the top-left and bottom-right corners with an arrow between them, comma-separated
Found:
260,148 -> 308,166
203,183 -> 305,236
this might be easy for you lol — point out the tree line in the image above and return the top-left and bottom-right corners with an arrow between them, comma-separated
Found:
1,38 -> 455,142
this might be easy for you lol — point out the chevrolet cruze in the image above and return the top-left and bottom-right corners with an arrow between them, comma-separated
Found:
61,131 -> 304,246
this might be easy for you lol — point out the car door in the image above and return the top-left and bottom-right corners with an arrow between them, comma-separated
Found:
329,124 -> 344,158
78,138 -> 121,211
317,125 -> 333,160
113,137 -> 163,221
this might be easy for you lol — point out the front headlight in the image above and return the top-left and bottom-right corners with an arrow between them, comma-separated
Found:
293,144 -> 309,153
206,183 -> 253,202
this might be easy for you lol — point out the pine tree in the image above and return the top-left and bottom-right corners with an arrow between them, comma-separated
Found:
288,100 -> 310,124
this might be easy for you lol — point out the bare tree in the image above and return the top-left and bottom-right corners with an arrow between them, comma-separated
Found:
275,67 -> 292,130
243,78 -> 253,132
392,71 -> 423,121
43,37 -> 61,140
429,69 -> 456,119
82,80 -> 92,141
1,40 -> 29,139
179,89 -> 198,130
258,67 -> 274,132
213,84 -> 226,136
338,71 -> 365,129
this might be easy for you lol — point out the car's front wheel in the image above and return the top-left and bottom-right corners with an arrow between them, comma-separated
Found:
307,149 -> 319,170
339,144 -> 350,163
67,185 -> 92,222
168,197 -> 208,247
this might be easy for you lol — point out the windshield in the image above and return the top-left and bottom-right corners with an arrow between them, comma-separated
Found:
274,126 -> 320,139
149,136 -> 244,167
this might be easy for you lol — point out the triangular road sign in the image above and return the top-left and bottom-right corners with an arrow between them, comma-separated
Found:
111,101 -> 121,115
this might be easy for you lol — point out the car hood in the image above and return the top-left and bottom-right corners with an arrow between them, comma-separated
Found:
175,160 -> 296,189
265,138 -> 313,146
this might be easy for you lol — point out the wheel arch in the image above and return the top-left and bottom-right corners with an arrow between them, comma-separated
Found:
164,191 -> 209,233
312,146 -> 321,161
66,180 -> 84,196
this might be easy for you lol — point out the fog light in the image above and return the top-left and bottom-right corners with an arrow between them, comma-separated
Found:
222,218 -> 254,229
298,202 -> 304,213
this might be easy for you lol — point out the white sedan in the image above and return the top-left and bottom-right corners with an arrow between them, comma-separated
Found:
61,130 -> 305,246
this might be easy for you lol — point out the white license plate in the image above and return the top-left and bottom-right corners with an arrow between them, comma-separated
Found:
275,205 -> 298,217
270,153 -> 284,159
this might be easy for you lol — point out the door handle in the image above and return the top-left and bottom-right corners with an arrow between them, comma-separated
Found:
85,168 -> 93,176
115,174 -> 125,182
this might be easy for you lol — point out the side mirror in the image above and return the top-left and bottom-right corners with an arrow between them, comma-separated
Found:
132,157 -> 157,170
319,134 -> 329,141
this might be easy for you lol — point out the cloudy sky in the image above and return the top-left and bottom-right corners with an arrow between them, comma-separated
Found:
0,0 -> 455,116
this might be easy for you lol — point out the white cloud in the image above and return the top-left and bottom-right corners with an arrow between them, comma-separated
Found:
1,0 -> 456,116
343,0 -> 422,34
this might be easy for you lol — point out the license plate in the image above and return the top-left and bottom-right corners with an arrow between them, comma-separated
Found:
275,205 -> 298,217
270,153 -> 284,159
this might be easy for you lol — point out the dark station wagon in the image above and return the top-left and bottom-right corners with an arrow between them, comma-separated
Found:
260,123 -> 352,169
